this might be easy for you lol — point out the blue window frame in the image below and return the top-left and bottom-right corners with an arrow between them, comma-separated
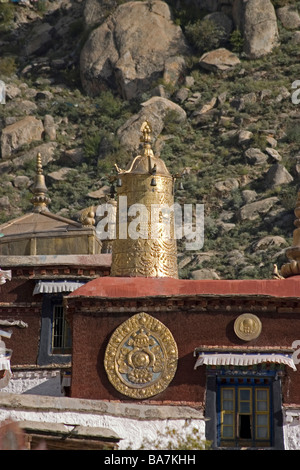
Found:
217,376 -> 272,448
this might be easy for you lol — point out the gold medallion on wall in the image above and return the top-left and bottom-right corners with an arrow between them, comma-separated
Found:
234,313 -> 262,341
104,312 -> 178,399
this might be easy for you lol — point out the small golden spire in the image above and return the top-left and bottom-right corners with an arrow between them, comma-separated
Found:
140,121 -> 154,158
31,153 -> 51,212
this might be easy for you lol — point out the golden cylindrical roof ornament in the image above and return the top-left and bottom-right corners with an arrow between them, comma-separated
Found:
281,189 -> 300,277
111,122 -> 178,278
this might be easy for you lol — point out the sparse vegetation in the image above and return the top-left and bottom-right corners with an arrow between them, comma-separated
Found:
185,18 -> 226,54
0,0 -> 299,279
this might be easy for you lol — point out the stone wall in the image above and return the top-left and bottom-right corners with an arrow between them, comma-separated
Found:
2,368 -> 65,397
283,407 -> 300,450
0,393 -> 206,450
0,392 -> 298,449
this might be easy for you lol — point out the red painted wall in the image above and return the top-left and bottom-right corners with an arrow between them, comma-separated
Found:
69,301 -> 300,405
0,279 -> 42,365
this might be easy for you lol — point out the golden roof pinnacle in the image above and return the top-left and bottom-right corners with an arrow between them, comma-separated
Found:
110,120 -> 178,278
31,153 -> 51,212
140,121 -> 154,158
113,121 -> 170,178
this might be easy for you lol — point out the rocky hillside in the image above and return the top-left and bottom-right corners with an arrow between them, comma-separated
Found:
0,0 -> 300,280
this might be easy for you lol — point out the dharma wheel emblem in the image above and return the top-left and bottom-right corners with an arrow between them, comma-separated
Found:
104,312 -> 178,399
234,313 -> 262,341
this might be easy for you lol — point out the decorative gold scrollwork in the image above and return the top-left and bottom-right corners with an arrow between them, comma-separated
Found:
104,312 -> 178,399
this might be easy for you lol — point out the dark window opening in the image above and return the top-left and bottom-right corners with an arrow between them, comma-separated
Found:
52,304 -> 72,354
239,415 -> 252,439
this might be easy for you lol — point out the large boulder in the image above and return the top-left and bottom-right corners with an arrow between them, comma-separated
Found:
237,197 -> 280,221
276,5 -> 300,30
242,0 -> 279,58
1,116 -> 44,159
199,48 -> 240,72
80,1 -> 190,100
24,22 -> 54,56
265,163 -> 293,188
117,96 -> 186,155
251,235 -> 288,252
191,268 -> 220,280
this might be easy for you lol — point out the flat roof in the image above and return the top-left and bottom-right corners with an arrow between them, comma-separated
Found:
68,276 -> 300,300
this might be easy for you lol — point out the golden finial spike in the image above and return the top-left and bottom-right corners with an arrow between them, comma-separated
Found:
140,121 -> 152,143
31,153 -> 50,212
36,152 -> 43,175
140,121 -> 154,158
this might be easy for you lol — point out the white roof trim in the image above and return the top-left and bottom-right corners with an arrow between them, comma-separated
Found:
33,280 -> 85,295
194,352 -> 297,371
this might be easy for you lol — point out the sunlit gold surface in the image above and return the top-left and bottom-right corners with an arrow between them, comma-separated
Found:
234,313 -> 262,341
111,121 -> 178,278
281,190 -> 300,277
31,153 -> 51,212
104,312 -> 178,399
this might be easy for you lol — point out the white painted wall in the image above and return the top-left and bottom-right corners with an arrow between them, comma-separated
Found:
0,393 -> 206,450
283,408 -> 300,450
0,383 -> 299,449
2,370 -> 64,397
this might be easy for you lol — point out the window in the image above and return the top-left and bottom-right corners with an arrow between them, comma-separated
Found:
52,304 -> 72,354
218,379 -> 271,447
38,295 -> 72,366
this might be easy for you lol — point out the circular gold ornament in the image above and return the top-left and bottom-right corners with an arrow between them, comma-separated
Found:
104,312 -> 178,399
234,313 -> 262,341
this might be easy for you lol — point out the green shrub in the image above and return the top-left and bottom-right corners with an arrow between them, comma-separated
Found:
229,29 -> 244,54
250,133 -> 268,150
0,3 -> 14,28
285,121 -> 300,145
0,56 -> 16,76
167,3 -> 206,28
35,0 -> 47,14
271,0 -> 292,7
84,133 -> 102,160
185,19 -> 226,55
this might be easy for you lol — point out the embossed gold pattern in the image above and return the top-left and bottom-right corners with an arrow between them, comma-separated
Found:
234,313 -> 262,341
281,189 -> 300,277
111,121 -> 178,278
104,312 -> 178,399
31,153 -> 51,212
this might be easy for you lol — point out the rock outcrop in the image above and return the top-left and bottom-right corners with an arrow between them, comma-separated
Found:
80,1 -> 190,99
265,163 -> 293,188
1,116 -> 44,159
199,48 -> 240,72
237,197 -> 280,221
276,5 -> 300,30
117,96 -> 186,155
242,0 -> 279,59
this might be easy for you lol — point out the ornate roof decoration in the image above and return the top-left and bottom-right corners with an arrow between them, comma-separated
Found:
111,121 -> 178,278
31,153 -> 51,213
